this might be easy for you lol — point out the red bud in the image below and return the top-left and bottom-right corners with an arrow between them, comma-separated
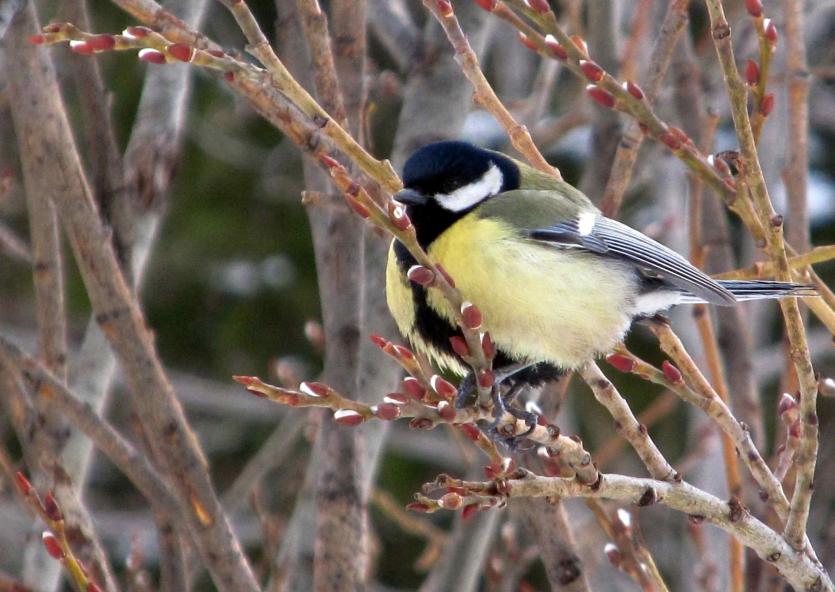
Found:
345,194 -> 370,218
625,80 -> 644,100
44,492 -> 63,522
477,370 -> 494,389
70,41 -> 94,55
430,375 -> 458,400
407,502 -> 432,513
207,49 -> 226,58
87,583 -> 103,592
334,409 -> 364,426
440,491 -> 463,509
570,35 -> 588,56
402,377 -> 425,400
764,20 -> 778,49
437,400 -> 457,421
375,403 -> 401,420
42,532 -> 64,559
745,59 -> 760,85
759,93 -> 775,116
390,205 -> 412,230
300,381 -> 330,397
319,154 -> 340,169
87,34 -> 116,51
138,48 -> 166,64
777,392 -> 798,416
407,265 -> 435,286
658,131 -> 682,151
461,302 -> 483,330
462,504 -> 480,520
544,35 -> 567,60
383,392 -> 409,405
481,333 -> 496,360
474,0 -> 497,11
28,34 -> 45,45
517,32 -> 539,53
449,335 -> 471,358
125,26 -> 151,38
241,386 -> 266,399
606,353 -> 635,373
745,0 -> 763,17
393,345 -> 415,359
223,71 -> 235,82
662,360 -> 683,384
580,60 -> 604,82
586,85 -> 615,108
16,472 -> 32,496
604,543 -> 623,568
167,43 -> 194,62
369,334 -> 389,349
435,0 -> 453,17
528,0 -> 550,13
458,423 -> 481,440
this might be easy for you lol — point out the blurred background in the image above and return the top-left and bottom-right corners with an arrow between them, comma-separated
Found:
1,1 -> 834,590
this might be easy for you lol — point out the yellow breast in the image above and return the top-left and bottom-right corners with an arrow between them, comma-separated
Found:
425,214 -> 637,369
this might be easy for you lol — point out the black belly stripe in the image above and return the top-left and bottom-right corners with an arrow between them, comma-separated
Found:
394,240 -> 563,386
394,240 -> 459,359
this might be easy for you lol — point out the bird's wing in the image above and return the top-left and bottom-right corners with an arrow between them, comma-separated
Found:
529,214 -> 736,305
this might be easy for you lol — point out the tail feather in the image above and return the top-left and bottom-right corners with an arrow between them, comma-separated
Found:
679,280 -> 817,304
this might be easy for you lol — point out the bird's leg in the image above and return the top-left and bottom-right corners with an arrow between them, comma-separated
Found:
454,371 -> 478,410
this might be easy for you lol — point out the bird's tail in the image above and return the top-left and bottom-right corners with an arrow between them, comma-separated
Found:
678,280 -> 816,303
689,280 -> 817,303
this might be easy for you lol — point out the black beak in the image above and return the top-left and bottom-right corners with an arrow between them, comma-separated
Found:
393,188 -> 428,206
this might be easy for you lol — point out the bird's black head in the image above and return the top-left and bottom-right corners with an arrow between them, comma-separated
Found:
394,141 -> 520,248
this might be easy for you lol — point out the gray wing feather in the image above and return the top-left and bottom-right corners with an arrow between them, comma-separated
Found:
529,216 -> 736,305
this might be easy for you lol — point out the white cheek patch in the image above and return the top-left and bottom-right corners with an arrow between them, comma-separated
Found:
436,163 -> 504,212
577,211 -> 597,236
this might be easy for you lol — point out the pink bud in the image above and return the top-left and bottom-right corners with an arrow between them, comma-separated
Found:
369,334 -> 389,349
407,502 -> 432,513
87,34 -> 116,51
517,32 -> 539,53
658,130 -> 682,151
461,302 -> 482,330
450,335 -> 470,358
458,423 -> 481,441
625,80 -> 644,100
375,403 -> 401,420
604,543 -> 623,568
346,195 -> 370,218
167,43 -> 194,62
394,345 -> 415,359
745,59 -> 760,85
28,34 -> 45,45
430,375 -> 458,399
390,205 -> 412,230
435,0 -> 453,17
745,0 -> 763,17
300,381 -> 330,397
662,360 -> 683,384
87,583 -> 103,592
16,472 -> 32,496
207,49 -> 226,58
407,265 -> 435,286
580,60 -> 604,82
437,400 -> 456,421
528,0 -> 550,13
402,377 -> 425,400
477,369 -> 494,389
481,333 -> 496,360
778,393 -> 798,416
759,93 -> 775,117
606,353 -> 635,373
586,85 -> 615,108
44,492 -> 63,522
440,492 -> 463,509
319,154 -> 340,169
544,35 -> 567,60
223,71 -> 235,82
570,35 -> 588,56
334,409 -> 364,426
462,504 -> 480,520
764,20 -> 778,49
383,392 -> 409,405
125,26 -> 151,38
42,532 -> 64,559
70,41 -> 94,55
138,48 -> 166,64
474,0 -> 497,11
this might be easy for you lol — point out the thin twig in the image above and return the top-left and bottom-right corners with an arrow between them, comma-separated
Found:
703,0 -> 819,553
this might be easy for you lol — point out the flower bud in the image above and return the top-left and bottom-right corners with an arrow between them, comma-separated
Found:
606,353 -> 635,373
407,265 -> 435,286
430,375 -> 458,399
625,80 -> 644,100
401,377 -> 425,399
474,0 -> 497,11
662,360 -> 683,384
44,492 -> 63,522
579,60 -> 604,82
334,409 -> 364,426
586,85 -> 615,108
42,532 -> 64,559
745,0 -> 763,17
745,59 -> 760,85
87,35 -> 116,51
759,93 -> 775,117
517,32 -> 539,53
70,41 -> 94,55
138,48 -> 166,64
167,43 -> 194,62
375,403 -> 401,420
449,335 -> 470,358
461,302 -> 482,330
544,35 -> 567,60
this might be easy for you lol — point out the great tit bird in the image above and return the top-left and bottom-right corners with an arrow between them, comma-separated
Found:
385,141 -> 814,404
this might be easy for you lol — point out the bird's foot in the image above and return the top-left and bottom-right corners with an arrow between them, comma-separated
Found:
453,372 -> 478,410
486,388 -> 539,449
